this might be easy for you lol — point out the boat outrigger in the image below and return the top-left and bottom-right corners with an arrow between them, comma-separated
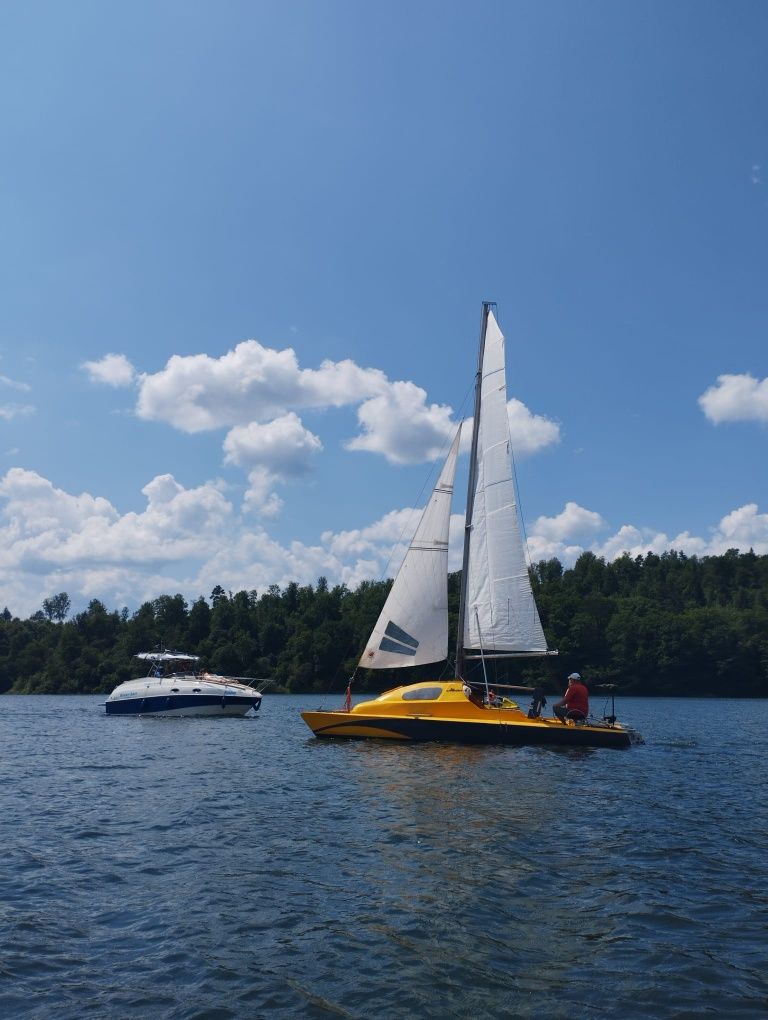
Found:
301,304 -> 642,750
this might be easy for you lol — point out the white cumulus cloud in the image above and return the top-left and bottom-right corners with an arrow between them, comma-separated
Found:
223,414 -> 323,519
135,341 -> 389,433
241,467 -> 285,519
85,338 -> 561,493
348,389 -> 560,467
506,398 -> 561,456
346,382 -> 456,464
322,507 -> 421,561
592,525 -> 677,561
223,413 -> 322,475
532,502 -> 605,542
0,468 -> 232,607
81,353 -> 137,388
699,373 -> 768,424
1,467 -> 768,620
526,502 -> 768,565
525,502 -> 600,563
709,503 -> 768,552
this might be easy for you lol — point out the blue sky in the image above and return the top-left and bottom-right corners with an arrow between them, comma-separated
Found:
1,0 -> 767,617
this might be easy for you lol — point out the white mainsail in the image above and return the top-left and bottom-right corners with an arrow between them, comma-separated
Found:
360,425 -> 462,669
462,310 -> 548,654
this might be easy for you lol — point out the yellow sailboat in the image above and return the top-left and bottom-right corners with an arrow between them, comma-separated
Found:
301,304 -> 641,750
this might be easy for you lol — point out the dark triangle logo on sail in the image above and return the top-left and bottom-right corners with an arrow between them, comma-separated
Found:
378,620 -> 419,657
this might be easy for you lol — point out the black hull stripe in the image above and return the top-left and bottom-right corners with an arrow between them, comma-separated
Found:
311,716 -> 630,749
106,694 -> 261,715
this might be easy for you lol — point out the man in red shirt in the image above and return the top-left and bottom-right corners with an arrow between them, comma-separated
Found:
553,672 -> 589,724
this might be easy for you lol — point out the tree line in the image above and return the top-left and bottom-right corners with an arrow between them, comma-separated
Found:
2,547 -> 767,697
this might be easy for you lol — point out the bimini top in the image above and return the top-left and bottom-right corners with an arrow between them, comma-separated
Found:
134,650 -> 201,663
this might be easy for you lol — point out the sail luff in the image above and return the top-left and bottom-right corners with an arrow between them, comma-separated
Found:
359,425 -> 462,670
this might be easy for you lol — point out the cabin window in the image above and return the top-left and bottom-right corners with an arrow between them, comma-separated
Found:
193,688 -> 201,693
171,688 -> 179,693
402,687 -> 442,701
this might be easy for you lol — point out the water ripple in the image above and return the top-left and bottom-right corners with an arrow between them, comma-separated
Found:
1,695 -> 767,1018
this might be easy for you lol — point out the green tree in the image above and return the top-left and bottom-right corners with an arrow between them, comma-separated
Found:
42,592 -> 71,622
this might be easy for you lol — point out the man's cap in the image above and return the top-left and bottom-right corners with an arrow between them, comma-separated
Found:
567,672 -> 581,680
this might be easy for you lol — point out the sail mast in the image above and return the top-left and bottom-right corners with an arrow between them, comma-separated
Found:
455,301 -> 493,679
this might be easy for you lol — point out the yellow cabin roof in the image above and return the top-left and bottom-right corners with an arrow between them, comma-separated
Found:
370,681 -> 468,705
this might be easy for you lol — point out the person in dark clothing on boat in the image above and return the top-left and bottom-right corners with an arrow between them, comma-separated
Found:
553,673 -> 589,724
528,686 -> 547,718
462,682 -> 483,707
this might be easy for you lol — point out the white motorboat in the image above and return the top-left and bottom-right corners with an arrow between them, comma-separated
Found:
105,651 -> 268,717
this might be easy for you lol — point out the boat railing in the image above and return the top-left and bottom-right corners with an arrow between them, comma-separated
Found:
200,673 -> 273,692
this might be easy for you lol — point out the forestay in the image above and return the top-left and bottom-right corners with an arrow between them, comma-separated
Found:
462,310 -> 548,655
360,426 -> 462,669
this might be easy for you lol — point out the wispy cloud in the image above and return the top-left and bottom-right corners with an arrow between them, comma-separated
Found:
0,404 -> 35,421
0,374 -> 31,393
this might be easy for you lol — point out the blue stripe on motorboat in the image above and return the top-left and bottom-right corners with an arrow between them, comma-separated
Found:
105,694 -> 261,715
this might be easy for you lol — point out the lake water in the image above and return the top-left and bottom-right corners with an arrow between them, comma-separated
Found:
1,694 -> 767,1019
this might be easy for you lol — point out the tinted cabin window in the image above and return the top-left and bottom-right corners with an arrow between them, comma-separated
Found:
402,687 -> 442,701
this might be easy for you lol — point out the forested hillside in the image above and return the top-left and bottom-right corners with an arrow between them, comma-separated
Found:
2,548 -> 767,697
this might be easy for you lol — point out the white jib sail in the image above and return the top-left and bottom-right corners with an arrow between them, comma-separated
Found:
360,425 -> 462,669
463,310 -> 548,654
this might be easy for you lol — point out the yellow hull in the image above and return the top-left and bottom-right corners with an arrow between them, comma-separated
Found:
301,681 -> 637,750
